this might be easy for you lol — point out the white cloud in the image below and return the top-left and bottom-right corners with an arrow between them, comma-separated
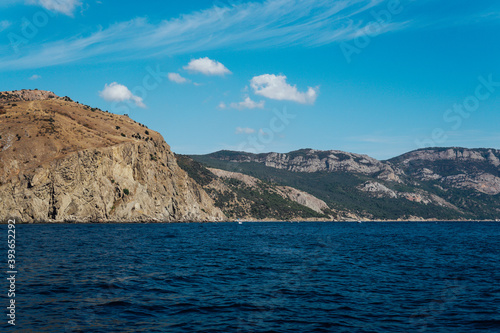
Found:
34,0 -> 82,16
168,72 -> 189,84
250,74 -> 318,104
0,20 -> 11,32
99,82 -> 146,108
183,57 -> 231,76
230,97 -> 265,110
235,127 -> 255,134
1,0 -> 484,71
218,102 -> 227,109
29,74 -> 41,80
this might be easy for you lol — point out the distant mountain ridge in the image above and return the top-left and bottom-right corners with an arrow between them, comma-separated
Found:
187,147 -> 500,220
203,148 -> 401,181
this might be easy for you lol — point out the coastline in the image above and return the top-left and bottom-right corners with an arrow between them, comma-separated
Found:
2,218 -> 499,224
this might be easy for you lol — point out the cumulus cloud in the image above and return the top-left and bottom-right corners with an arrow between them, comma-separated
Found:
34,0 -> 82,16
99,82 -> 146,108
250,74 -> 318,104
218,102 -> 227,109
29,74 -> 41,80
183,57 -> 231,76
235,127 -> 255,134
168,72 -> 189,84
230,97 -> 265,110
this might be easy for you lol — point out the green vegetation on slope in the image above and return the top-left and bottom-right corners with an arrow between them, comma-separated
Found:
175,153 -> 215,186
207,178 -> 327,220
190,154 -> 464,220
176,154 -> 328,220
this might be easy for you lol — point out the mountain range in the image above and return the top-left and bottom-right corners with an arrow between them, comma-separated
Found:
185,148 -> 500,221
1,89 -> 499,222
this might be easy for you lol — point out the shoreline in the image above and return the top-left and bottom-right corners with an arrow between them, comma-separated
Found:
1,218 -> 499,224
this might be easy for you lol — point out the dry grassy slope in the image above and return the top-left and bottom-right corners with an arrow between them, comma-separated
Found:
0,90 -> 163,181
0,90 -> 225,222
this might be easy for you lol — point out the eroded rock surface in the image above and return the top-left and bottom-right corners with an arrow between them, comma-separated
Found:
0,90 -> 225,222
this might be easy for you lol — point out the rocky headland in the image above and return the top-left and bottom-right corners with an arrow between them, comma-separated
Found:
0,90 -> 225,222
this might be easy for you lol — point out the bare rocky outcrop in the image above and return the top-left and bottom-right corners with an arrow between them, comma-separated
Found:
1,141 -> 225,222
390,147 -> 500,195
275,186 -> 329,214
357,181 -> 398,199
442,173 -> 500,195
208,167 -> 330,214
0,91 -> 225,222
251,150 -> 390,174
357,181 -> 460,211
393,147 -> 500,165
0,89 -> 57,101
211,149 -> 403,182
414,168 -> 442,181
209,168 -> 259,187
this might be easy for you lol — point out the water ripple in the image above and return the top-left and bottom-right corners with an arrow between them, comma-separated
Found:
2,222 -> 499,332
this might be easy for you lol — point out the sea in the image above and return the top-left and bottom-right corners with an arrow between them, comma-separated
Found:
1,222 -> 500,332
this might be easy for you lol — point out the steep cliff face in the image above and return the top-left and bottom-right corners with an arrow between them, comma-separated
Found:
0,90 -> 225,222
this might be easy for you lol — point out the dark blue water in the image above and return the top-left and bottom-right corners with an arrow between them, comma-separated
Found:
2,222 -> 500,332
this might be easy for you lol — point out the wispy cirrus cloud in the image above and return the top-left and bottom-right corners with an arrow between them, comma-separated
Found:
28,0 -> 82,16
0,20 -> 11,32
0,0 -> 497,71
0,0 -> 23,6
0,0 -> 406,71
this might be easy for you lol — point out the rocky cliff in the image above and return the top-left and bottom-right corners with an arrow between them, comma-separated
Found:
0,90 -> 225,222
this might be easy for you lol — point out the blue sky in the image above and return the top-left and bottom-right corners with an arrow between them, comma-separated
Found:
0,0 -> 499,159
